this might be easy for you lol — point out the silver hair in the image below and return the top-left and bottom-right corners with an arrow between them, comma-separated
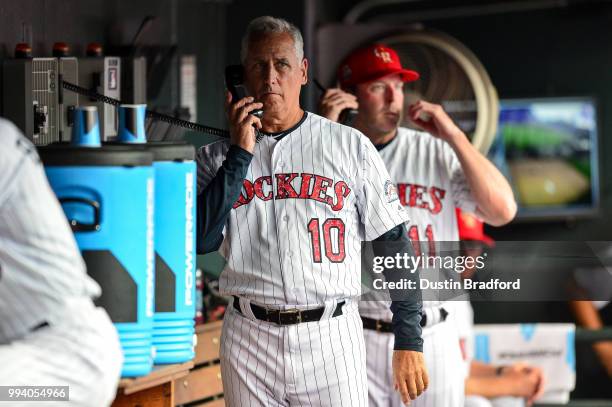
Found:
240,16 -> 304,63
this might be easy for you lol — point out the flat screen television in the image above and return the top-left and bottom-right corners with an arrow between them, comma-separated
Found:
487,97 -> 600,221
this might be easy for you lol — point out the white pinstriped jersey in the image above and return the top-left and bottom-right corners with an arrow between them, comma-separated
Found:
197,112 -> 409,306
359,127 -> 476,320
0,119 -> 100,343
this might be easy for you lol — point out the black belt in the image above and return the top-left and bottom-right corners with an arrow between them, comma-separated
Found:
361,316 -> 394,333
233,296 -> 345,325
361,307 -> 448,333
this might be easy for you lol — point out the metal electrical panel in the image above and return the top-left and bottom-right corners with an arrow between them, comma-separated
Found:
2,58 -> 60,145
31,59 -> 59,144
58,57 -> 79,142
78,56 -> 121,140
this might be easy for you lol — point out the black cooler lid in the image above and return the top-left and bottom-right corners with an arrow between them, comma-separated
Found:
104,141 -> 196,162
38,144 -> 153,167
146,142 -> 196,161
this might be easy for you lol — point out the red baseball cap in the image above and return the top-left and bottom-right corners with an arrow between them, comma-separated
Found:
456,208 -> 495,247
337,44 -> 420,88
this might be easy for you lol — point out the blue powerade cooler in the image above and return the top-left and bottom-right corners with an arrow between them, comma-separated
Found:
113,104 -> 197,364
147,143 -> 197,364
39,145 -> 156,378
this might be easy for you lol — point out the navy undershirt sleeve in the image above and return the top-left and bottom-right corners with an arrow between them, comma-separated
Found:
375,223 -> 424,352
196,145 -> 253,254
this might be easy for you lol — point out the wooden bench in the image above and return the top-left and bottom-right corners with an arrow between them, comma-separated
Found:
110,320 -> 224,406
174,321 -> 224,406
112,362 -> 194,407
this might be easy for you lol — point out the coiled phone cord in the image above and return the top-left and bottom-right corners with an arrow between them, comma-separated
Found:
61,80 -> 231,139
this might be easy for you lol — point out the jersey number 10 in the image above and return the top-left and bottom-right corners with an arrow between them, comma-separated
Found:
307,218 -> 346,263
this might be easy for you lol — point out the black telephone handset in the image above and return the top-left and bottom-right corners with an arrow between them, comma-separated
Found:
338,108 -> 358,126
224,65 -> 263,118
313,78 -> 357,126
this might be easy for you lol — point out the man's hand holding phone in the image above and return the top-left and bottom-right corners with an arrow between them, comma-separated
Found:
318,88 -> 359,123
225,91 -> 262,154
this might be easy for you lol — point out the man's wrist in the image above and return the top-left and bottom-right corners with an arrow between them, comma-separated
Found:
393,340 -> 423,353
394,347 -> 423,353
230,142 -> 255,154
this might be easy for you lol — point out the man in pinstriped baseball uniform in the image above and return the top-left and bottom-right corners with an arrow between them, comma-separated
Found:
197,17 -> 428,407
0,118 -> 122,406
320,43 -> 517,407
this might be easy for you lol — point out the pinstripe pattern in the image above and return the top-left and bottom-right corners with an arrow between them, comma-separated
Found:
0,299 -> 122,407
365,321 -> 464,407
198,112 -> 407,406
196,113 -> 408,306
220,302 -> 367,407
360,127 -> 477,321
359,127 -> 475,406
0,119 -> 101,343
0,119 -> 121,406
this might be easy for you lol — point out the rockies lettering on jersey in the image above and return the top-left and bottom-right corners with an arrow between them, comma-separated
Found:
397,183 -> 446,215
233,173 -> 352,211
197,112 -> 409,307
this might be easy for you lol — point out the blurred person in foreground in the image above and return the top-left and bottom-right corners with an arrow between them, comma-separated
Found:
0,118 -> 122,406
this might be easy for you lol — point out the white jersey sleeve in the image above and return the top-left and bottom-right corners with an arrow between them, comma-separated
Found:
443,141 -> 477,214
356,134 -> 410,240
0,119 -> 100,343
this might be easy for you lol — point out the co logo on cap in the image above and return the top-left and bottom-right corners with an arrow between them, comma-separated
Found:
374,47 -> 392,63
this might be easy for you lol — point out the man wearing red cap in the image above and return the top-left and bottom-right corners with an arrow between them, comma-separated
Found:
320,44 -> 517,407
